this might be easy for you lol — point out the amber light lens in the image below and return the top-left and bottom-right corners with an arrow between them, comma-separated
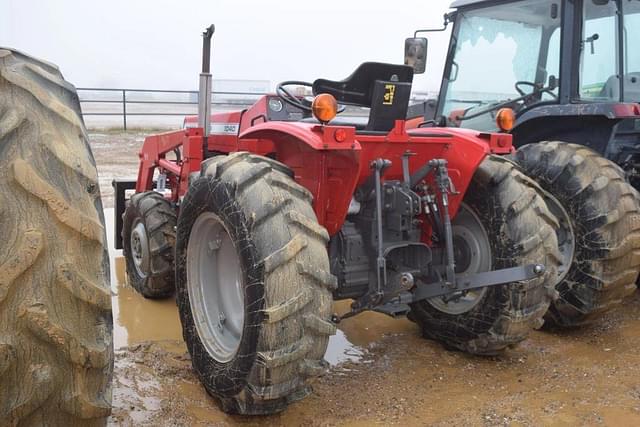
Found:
312,94 -> 338,123
496,108 -> 516,132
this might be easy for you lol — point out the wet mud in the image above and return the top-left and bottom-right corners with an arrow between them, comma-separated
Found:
109,250 -> 640,426
96,133 -> 640,426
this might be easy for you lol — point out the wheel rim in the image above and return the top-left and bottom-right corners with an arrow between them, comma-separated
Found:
186,212 -> 245,362
427,204 -> 492,315
130,220 -> 150,278
540,189 -> 575,284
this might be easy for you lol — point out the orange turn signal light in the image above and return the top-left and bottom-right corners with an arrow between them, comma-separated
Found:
334,128 -> 347,142
496,108 -> 516,132
312,93 -> 338,124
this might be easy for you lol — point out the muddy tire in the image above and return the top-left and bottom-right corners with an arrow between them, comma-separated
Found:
0,49 -> 112,424
409,155 -> 560,355
515,141 -> 640,327
122,191 -> 176,299
175,152 -> 336,415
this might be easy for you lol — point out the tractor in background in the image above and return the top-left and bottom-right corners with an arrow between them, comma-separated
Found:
114,25 -> 560,414
405,0 -> 640,328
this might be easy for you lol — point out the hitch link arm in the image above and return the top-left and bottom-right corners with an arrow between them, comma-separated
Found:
372,159 -> 391,298
431,159 -> 456,286
412,263 -> 546,302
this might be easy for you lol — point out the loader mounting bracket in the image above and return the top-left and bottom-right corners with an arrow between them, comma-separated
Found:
113,179 -> 137,250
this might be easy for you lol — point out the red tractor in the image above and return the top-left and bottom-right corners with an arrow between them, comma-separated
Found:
114,26 -> 559,414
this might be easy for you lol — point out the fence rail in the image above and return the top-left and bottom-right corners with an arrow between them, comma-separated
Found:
78,87 -> 434,130
77,87 -> 265,130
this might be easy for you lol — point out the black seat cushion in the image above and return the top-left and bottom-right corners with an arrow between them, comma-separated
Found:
312,62 -> 413,108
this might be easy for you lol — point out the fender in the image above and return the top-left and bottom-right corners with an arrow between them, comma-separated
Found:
241,121 -> 510,236
513,103 -> 640,154
240,122 -> 362,236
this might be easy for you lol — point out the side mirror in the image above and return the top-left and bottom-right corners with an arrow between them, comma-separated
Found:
404,37 -> 428,74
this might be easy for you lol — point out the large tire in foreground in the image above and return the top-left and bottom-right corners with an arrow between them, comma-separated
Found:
175,152 -> 336,415
515,141 -> 640,327
409,155 -> 561,355
122,191 -> 176,298
0,49 -> 112,424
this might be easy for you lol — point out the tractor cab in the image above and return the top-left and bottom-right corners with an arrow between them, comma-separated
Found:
406,0 -> 640,144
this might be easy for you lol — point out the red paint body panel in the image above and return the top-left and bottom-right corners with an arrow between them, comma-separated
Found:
135,95 -> 513,237
240,122 -> 361,235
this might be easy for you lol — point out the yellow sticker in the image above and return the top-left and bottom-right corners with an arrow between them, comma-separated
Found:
383,84 -> 396,105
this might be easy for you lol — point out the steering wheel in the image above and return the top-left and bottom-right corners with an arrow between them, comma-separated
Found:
276,81 -> 346,113
515,80 -> 558,99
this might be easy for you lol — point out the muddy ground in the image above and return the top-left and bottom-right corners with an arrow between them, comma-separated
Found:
93,132 -> 640,426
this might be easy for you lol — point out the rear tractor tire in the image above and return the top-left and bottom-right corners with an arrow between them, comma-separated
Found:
515,141 -> 640,327
0,49 -> 113,424
409,155 -> 561,355
175,152 -> 336,415
122,191 -> 177,299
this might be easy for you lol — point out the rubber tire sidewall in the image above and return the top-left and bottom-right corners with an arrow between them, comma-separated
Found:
412,193 -> 513,343
515,141 -> 640,326
175,176 -> 264,397
122,199 -> 150,293
408,155 -> 557,354
122,192 -> 175,299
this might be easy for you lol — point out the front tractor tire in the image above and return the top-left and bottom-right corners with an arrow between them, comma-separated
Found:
515,141 -> 640,328
122,191 -> 177,299
0,49 -> 112,424
409,155 -> 561,355
175,152 -> 336,415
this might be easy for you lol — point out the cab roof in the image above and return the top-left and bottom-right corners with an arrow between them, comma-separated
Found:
450,0 -> 499,8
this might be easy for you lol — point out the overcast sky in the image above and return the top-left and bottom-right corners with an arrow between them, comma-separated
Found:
0,0 -> 453,92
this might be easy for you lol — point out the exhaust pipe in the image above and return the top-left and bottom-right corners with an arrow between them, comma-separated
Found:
198,25 -> 215,137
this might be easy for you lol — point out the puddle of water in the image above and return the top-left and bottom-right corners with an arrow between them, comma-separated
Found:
334,301 -> 415,349
105,208 -> 394,364
325,329 -> 365,365
113,259 -> 183,347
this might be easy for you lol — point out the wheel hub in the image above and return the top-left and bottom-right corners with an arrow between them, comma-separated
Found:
130,220 -> 150,278
427,204 -> 492,315
186,212 -> 245,363
453,235 -> 472,273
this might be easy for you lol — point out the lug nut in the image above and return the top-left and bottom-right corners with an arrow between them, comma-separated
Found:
533,264 -> 545,275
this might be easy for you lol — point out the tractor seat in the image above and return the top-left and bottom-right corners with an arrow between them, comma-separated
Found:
312,62 -> 414,132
